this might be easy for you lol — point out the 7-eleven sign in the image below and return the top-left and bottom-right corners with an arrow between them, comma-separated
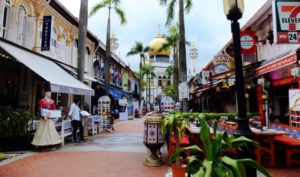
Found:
274,0 -> 300,43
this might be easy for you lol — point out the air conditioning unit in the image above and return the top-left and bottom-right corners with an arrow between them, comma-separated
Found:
291,67 -> 300,77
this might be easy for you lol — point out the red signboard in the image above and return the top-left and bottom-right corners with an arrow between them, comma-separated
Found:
272,76 -> 294,86
240,30 -> 257,54
256,54 -> 297,75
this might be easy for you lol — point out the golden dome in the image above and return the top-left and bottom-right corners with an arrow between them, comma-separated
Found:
148,34 -> 171,57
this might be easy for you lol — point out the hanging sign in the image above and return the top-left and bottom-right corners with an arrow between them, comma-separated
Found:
212,54 -> 234,75
240,30 -> 256,54
273,0 -> 300,44
41,16 -> 53,51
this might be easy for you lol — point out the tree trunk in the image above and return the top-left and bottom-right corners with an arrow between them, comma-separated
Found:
104,5 -> 112,96
179,0 -> 189,112
148,76 -> 150,111
139,60 -> 142,106
77,0 -> 88,82
145,75 -> 148,111
173,48 -> 179,102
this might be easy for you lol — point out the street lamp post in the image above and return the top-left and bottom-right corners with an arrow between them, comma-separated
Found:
223,0 -> 256,176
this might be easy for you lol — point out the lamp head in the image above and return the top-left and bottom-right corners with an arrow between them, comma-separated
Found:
223,0 -> 244,21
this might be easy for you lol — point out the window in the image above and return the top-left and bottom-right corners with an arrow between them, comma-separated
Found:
85,47 -> 90,71
19,4 -> 27,46
51,27 -> 57,47
62,32 -> 68,63
2,0 -> 11,38
158,76 -> 162,86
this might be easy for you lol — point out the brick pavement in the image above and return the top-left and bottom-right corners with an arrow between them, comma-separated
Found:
1,117 -> 300,177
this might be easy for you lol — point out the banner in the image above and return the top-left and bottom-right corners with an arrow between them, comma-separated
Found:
41,108 -> 61,118
273,0 -> 300,44
41,16 -> 53,51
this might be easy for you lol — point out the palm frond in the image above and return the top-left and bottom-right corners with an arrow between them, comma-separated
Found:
115,7 -> 127,25
185,0 -> 192,13
166,0 -> 176,25
89,2 -> 107,17
159,0 -> 168,6
126,50 -> 138,56
112,0 -> 121,6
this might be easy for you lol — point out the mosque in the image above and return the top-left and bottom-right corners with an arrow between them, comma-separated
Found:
143,32 -> 173,108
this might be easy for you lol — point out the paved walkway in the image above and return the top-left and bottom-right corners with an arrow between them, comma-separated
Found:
0,118 -> 169,177
1,118 -> 300,177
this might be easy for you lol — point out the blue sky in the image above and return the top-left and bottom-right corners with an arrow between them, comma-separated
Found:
59,0 -> 268,73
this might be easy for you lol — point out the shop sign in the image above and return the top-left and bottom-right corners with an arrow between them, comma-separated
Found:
273,0 -> 300,44
41,16 -> 53,51
272,76 -> 294,86
202,69 -> 210,85
256,53 -> 297,75
178,82 -> 189,100
212,54 -> 233,75
240,30 -> 256,54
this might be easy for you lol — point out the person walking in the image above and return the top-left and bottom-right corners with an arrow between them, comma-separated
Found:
68,97 -> 84,143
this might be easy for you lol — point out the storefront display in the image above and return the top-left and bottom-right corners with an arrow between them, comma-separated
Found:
289,89 -> 300,127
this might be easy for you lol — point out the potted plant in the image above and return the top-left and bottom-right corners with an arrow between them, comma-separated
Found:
161,111 -> 190,177
0,110 -> 33,151
171,114 -> 272,177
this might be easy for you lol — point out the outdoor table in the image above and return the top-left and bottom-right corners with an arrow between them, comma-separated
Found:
273,136 -> 300,167
251,127 -> 289,166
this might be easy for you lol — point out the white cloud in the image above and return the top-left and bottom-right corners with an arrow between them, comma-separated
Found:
58,0 -> 268,72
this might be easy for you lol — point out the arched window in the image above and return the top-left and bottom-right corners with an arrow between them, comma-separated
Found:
72,38 -> 78,67
85,47 -> 90,71
162,76 -> 167,88
158,76 -> 162,86
61,32 -> 68,63
19,4 -> 28,46
52,27 -> 57,47
1,0 -> 11,38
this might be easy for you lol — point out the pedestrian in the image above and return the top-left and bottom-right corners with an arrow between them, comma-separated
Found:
68,97 -> 84,143
31,82 -> 62,148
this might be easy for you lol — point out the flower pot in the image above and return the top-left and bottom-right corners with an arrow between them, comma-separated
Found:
171,164 -> 186,177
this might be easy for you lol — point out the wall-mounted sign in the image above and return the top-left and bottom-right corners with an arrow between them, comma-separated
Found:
256,53 -> 297,75
273,0 -> 300,44
202,69 -> 210,85
41,16 -> 53,51
212,54 -> 234,75
240,30 -> 257,54
178,82 -> 189,100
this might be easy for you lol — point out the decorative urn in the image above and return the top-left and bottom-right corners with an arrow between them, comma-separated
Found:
143,112 -> 164,166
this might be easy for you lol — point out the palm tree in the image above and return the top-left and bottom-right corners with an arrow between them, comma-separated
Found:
141,64 -> 156,111
160,0 -> 192,112
77,0 -> 88,82
127,41 -> 149,106
165,64 -> 173,79
160,24 -> 180,101
89,0 -> 126,96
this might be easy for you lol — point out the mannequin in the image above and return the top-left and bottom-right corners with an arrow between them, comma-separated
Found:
31,81 -> 62,147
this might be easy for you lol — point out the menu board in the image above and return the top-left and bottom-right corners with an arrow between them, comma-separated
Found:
289,89 -> 300,127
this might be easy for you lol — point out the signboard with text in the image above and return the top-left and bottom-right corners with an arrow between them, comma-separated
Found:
273,0 -> 300,44
41,16 -> 53,51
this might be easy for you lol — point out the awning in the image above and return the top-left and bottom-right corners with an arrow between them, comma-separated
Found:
256,49 -> 298,76
0,40 -> 94,96
98,82 -> 130,99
